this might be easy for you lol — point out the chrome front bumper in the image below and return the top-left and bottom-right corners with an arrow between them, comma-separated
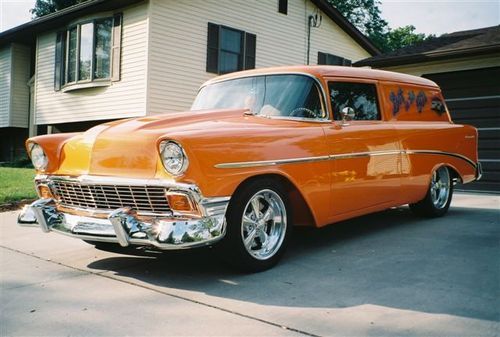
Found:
18,192 -> 229,250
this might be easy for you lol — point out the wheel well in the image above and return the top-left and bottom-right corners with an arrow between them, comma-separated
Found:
233,174 -> 316,227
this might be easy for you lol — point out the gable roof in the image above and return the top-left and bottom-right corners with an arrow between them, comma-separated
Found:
0,0 -> 380,56
355,25 -> 500,67
310,0 -> 379,55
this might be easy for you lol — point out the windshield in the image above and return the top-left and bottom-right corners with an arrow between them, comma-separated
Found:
191,74 -> 326,119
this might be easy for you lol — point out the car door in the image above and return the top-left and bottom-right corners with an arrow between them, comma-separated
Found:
322,78 -> 402,220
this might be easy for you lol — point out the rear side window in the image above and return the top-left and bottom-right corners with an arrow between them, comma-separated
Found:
329,82 -> 380,121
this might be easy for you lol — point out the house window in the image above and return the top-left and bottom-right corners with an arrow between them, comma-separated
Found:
278,0 -> 288,14
329,82 -> 380,121
318,52 -> 352,66
206,23 -> 256,74
54,13 -> 122,91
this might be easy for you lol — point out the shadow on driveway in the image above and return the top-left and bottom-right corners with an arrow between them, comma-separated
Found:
87,206 -> 500,322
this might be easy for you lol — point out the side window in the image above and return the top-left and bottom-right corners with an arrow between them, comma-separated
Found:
328,82 -> 380,121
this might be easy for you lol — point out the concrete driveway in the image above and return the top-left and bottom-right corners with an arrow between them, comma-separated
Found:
1,193 -> 499,336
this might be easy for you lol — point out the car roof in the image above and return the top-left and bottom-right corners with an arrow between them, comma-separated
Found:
203,65 -> 438,88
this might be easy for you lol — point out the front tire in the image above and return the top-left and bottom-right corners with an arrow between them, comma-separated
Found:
410,166 -> 453,217
221,179 -> 292,272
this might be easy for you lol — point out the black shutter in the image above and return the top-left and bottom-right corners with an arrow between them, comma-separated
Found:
343,58 -> 352,66
206,23 -> 219,73
111,13 -> 122,81
317,51 -> 326,65
54,31 -> 66,91
278,0 -> 288,14
244,32 -> 256,70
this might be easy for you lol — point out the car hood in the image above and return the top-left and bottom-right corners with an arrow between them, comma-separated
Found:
56,109 -> 250,178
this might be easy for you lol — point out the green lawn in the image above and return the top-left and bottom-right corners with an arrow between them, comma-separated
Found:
0,167 -> 37,203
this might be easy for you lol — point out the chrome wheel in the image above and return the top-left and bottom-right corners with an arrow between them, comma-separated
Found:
241,189 -> 287,260
430,166 -> 451,209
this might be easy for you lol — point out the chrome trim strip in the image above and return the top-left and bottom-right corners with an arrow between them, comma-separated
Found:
215,155 -> 331,169
215,150 -> 478,169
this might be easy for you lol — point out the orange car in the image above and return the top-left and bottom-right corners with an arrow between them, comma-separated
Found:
18,66 -> 481,271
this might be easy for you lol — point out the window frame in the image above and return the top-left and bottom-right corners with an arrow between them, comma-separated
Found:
206,22 -> 256,75
318,52 -> 352,66
55,14 -> 121,92
326,79 -> 382,122
64,18 -> 112,86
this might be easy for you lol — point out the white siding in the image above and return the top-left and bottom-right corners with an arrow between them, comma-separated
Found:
147,0 -> 372,114
34,3 -> 149,125
10,44 -> 30,128
0,46 -> 12,127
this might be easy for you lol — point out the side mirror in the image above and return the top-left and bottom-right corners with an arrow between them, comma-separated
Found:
341,107 -> 355,126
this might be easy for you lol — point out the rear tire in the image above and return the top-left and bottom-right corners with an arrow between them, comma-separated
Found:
220,178 -> 292,273
410,166 -> 453,217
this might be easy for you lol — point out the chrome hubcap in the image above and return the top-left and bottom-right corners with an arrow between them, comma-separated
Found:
430,167 -> 450,209
241,189 -> 287,260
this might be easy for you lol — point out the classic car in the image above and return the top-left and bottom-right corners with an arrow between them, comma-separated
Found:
18,66 -> 481,271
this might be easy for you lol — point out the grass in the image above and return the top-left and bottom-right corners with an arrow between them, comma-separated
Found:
0,167 -> 37,204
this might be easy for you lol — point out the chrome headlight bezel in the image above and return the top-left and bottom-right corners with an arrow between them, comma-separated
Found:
159,140 -> 189,176
28,143 -> 48,171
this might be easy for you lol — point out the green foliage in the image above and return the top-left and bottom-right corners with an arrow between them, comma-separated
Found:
30,0 -> 89,18
0,168 -> 37,204
385,25 -> 434,51
328,0 -> 433,52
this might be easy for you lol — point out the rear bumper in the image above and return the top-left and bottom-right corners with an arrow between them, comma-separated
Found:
475,161 -> 483,181
18,197 -> 229,250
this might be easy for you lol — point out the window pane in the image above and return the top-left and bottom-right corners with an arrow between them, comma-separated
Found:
79,23 -> 93,80
67,27 -> 77,82
262,75 -> 324,118
192,76 -> 265,112
219,51 -> 240,74
94,18 -> 112,79
329,82 -> 380,120
221,28 -> 241,53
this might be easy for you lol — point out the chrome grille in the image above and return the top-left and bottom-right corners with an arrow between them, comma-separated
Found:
50,180 -> 171,214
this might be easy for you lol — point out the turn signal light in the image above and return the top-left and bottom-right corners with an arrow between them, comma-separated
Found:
37,185 -> 54,199
166,192 -> 196,213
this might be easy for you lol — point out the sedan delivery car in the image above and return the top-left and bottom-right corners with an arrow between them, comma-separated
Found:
19,66 -> 481,271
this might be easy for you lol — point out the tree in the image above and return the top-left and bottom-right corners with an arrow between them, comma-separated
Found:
31,0 -> 89,18
385,25 -> 432,51
327,0 -> 432,52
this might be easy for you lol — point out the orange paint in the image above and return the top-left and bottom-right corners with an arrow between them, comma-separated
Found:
26,66 -> 480,228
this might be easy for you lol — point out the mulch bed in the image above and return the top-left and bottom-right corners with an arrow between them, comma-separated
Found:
0,199 -> 36,212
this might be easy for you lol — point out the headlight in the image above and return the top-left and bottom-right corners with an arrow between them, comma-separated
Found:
159,141 -> 189,176
29,143 -> 48,171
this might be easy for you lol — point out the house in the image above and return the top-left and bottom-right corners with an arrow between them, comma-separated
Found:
0,0 -> 379,162
355,25 -> 500,193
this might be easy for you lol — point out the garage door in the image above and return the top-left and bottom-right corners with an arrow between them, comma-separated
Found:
423,67 -> 500,193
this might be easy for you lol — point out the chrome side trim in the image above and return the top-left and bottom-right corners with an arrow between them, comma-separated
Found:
215,150 -> 478,169
215,155 -> 330,169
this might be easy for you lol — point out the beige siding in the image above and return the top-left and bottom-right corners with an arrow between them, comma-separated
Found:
10,44 -> 31,128
35,3 -> 149,125
147,0 -> 372,113
380,53 -> 500,76
0,46 -> 12,127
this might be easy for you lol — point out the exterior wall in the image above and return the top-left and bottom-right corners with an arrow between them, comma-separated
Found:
379,53 -> 500,76
0,43 -> 30,128
0,45 -> 11,127
10,43 -> 31,128
34,2 -> 149,125
147,0 -> 372,113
